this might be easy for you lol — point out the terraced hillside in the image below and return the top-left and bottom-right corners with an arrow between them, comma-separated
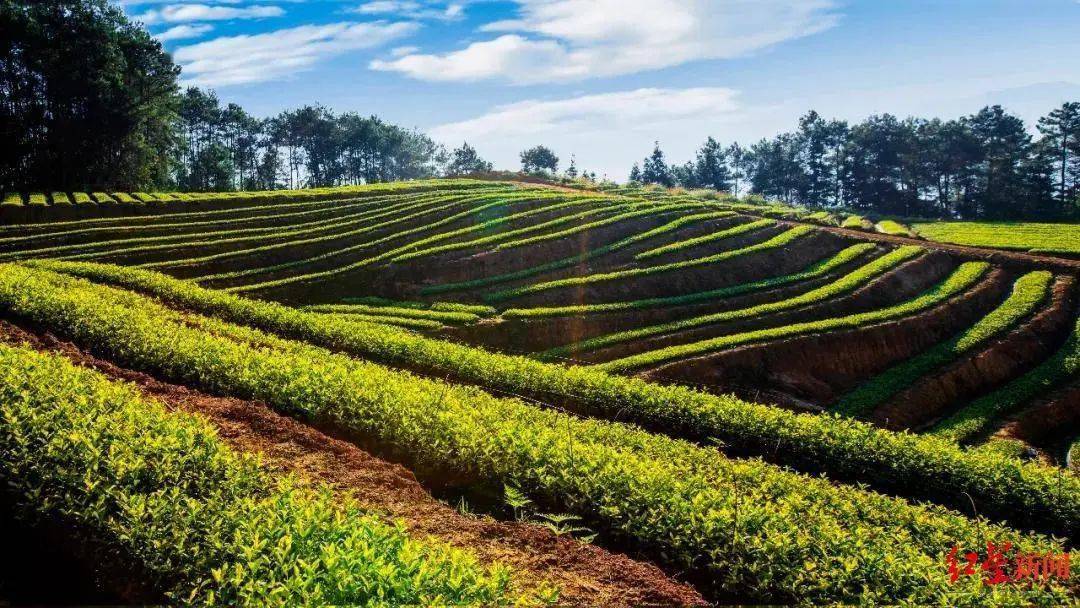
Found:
2,178 -> 1079,605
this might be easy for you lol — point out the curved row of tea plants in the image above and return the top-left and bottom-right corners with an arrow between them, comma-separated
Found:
160,189 -> 539,278
0,264 -> 1072,605
421,211 -> 737,295
486,225 -> 816,303
0,342 -> 518,606
543,245 -> 924,359
930,311 -> 1080,443
597,261 -> 990,372
0,191 -> 456,261
0,179 -> 509,210
633,219 -> 776,260
224,192 -> 612,292
501,244 -> 877,319
34,260 -> 1080,539
833,271 -> 1055,417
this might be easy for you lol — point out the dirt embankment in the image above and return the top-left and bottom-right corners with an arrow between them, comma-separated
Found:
0,320 -> 704,608
869,275 -> 1078,431
576,252 -> 957,364
991,381 -> 1080,459
635,268 -> 1012,405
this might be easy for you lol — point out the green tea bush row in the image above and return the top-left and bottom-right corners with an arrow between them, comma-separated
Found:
929,312 -> 1080,443
834,271 -> 1054,416
503,244 -> 876,319
0,193 -> 416,249
51,193 -> 465,264
421,211 -> 735,295
486,225 -> 817,303
542,245 -> 923,358
634,218 -> 775,260
1,264 -> 1072,605
875,219 -> 916,237
38,260 -> 1080,538
228,192 -> 605,292
389,198 -> 630,262
486,202 -> 712,252
597,261 -> 989,372
303,303 -> 480,324
162,191 -> 513,278
0,341 -> 517,606
343,296 -> 498,316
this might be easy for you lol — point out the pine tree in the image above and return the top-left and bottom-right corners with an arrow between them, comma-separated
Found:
1037,102 -> 1080,207
628,163 -> 642,183
693,136 -> 731,191
565,154 -> 578,179
641,142 -> 674,187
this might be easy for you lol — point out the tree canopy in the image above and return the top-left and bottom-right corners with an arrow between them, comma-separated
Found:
520,145 -> 559,174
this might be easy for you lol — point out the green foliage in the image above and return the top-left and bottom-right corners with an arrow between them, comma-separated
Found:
841,214 -> 872,229
930,312 -> 1080,443
1,192 -> 23,206
35,260 -> 1080,540
50,192 -> 72,205
834,271 -> 1053,416
875,219 -> 915,236
303,303 -> 480,324
597,261 -> 988,372
111,192 -> 140,204
545,246 -> 923,358
503,244 -> 876,318
915,221 -> 1080,255
28,193 -> 48,206
0,342 -> 516,606
422,210 -> 735,295
634,218 -> 775,260
71,192 -> 95,204
487,225 -> 816,303
1,263 -> 1073,605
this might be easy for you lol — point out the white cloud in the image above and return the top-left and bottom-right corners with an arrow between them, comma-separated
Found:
351,1 -> 465,21
390,45 -> 420,57
175,21 -> 419,87
136,4 -> 285,25
372,0 -> 839,83
430,87 -> 743,178
155,23 -> 214,41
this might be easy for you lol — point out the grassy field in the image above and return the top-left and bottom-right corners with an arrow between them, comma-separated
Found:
915,221 -> 1080,255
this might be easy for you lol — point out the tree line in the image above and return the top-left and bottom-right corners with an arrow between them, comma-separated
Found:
1,0 -> 494,194
4,1 -> 1079,223
629,104 -> 1080,220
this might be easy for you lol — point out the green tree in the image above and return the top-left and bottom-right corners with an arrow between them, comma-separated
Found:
564,154 -> 578,179
520,145 -> 559,174
965,105 -> 1032,219
446,142 -> 493,175
628,163 -> 642,183
693,136 -> 732,191
1037,102 -> 1080,207
641,142 -> 674,187
0,0 -> 180,192
727,142 -> 749,197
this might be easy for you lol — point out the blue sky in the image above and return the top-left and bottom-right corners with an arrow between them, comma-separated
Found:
120,0 -> 1080,179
